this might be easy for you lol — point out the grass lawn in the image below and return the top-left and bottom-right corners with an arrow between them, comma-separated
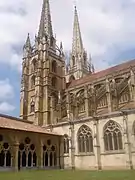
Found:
0,170 -> 135,180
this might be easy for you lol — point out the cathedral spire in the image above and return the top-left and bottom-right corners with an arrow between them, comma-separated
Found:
72,6 -> 83,56
38,0 -> 53,38
24,33 -> 31,49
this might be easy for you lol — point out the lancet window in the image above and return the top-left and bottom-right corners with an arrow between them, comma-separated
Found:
52,60 -> 57,73
104,120 -> 123,151
52,77 -> 57,88
31,59 -> 37,73
43,139 -> 57,167
30,100 -> 35,113
64,134 -> 69,154
77,125 -> 93,153
31,75 -> 36,88
0,135 -> 11,167
18,137 -> 37,168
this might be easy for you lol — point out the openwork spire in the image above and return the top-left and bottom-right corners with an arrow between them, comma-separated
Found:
23,33 -> 31,49
72,6 -> 83,55
38,0 -> 53,38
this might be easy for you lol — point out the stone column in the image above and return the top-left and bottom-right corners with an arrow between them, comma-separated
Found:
38,141 -> 43,169
59,136 -> 64,169
13,143 -> 19,171
93,116 -> 102,170
84,86 -> 89,117
122,112 -> 133,169
69,121 -> 75,170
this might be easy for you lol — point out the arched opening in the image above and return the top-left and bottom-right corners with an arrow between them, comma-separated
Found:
18,137 -> 37,169
77,125 -> 93,153
52,60 -> 57,73
0,135 -> 11,168
103,120 -> 123,151
43,140 -> 57,168
31,59 -> 37,72
30,101 -> 35,113
52,77 -> 57,88
31,75 -> 36,88
72,55 -> 75,66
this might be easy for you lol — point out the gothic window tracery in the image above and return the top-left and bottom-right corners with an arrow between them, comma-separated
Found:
43,139 -> 57,167
52,60 -> 57,73
31,75 -> 36,88
77,125 -> 93,153
0,135 -> 11,167
64,134 -> 69,154
18,137 -> 37,168
104,120 -> 123,151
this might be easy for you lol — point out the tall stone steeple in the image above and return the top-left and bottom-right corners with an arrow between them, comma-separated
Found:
66,6 -> 91,83
38,0 -> 53,38
20,0 -> 66,126
72,6 -> 83,56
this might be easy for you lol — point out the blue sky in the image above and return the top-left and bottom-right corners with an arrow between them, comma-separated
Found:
1,0 -> 135,117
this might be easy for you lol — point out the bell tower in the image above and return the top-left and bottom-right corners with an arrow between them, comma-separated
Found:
66,6 -> 93,82
20,0 -> 65,126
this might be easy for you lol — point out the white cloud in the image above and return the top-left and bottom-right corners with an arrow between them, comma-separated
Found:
1,0 -> 135,72
0,79 -> 15,113
0,102 -> 15,113
0,79 -> 14,100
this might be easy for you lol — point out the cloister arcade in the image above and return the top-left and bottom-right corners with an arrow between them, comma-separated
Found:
0,128 -> 62,171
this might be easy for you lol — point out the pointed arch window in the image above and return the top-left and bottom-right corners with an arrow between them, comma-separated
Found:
31,75 -> 36,88
77,125 -> 93,153
64,134 -> 69,154
52,77 -> 57,88
0,135 -> 11,167
31,59 -> 37,73
52,60 -> 57,73
104,120 -> 123,151
30,100 -> 35,113
72,56 -> 75,66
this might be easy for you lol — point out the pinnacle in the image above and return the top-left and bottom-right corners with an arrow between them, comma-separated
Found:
38,0 -> 53,38
72,6 -> 83,56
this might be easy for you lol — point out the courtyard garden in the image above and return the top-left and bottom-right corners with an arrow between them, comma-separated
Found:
0,170 -> 135,180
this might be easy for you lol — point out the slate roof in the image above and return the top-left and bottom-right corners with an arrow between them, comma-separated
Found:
68,59 -> 135,89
